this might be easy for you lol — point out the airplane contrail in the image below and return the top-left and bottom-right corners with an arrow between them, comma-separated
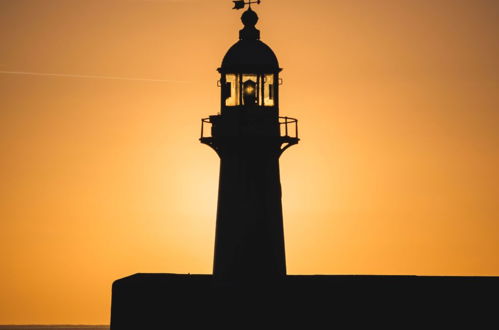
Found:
0,70 -> 191,83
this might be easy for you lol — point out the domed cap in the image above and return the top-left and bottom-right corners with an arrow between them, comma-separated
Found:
218,8 -> 280,74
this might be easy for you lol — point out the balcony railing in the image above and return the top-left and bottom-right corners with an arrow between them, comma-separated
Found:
201,118 -> 212,140
279,116 -> 298,140
200,116 -> 299,141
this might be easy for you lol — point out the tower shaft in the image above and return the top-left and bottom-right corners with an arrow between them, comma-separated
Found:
213,130 -> 286,279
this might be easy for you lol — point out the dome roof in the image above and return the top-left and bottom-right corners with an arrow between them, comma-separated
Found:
220,39 -> 280,73
218,8 -> 280,74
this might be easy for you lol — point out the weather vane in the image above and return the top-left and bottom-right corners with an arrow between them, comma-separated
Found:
233,0 -> 261,10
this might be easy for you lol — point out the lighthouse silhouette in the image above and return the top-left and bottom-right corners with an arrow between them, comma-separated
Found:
200,5 -> 298,280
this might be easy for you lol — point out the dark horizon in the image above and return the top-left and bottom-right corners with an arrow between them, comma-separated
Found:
0,326 -> 109,329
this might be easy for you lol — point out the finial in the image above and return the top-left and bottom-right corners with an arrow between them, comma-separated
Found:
241,7 -> 258,27
232,0 -> 261,10
232,1 -> 262,40
239,7 -> 260,40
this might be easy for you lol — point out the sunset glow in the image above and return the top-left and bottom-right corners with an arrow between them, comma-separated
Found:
0,0 -> 498,324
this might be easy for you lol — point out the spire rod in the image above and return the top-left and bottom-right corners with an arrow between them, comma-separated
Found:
233,0 -> 261,10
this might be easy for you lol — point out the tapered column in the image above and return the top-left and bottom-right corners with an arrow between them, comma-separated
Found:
213,138 -> 286,280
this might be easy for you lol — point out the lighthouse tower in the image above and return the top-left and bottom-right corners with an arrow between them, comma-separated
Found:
200,4 -> 299,280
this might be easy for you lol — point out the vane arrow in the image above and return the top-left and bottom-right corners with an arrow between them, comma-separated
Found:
233,0 -> 261,10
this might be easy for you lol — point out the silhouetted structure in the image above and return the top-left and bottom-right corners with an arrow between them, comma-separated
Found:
200,6 -> 298,280
111,274 -> 499,328
110,3 -> 499,328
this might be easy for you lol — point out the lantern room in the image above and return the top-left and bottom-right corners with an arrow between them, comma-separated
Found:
218,7 -> 281,112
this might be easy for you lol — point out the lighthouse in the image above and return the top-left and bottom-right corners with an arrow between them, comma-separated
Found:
200,2 -> 299,280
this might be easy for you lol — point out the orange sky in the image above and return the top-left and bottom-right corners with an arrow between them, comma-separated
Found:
1,0 -> 498,324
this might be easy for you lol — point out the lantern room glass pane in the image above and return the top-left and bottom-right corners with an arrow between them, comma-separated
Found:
264,74 -> 275,107
224,74 -> 239,106
242,74 -> 258,106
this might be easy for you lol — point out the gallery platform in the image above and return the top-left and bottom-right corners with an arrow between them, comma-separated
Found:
110,273 -> 499,329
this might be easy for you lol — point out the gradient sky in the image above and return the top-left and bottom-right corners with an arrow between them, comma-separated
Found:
1,0 -> 498,324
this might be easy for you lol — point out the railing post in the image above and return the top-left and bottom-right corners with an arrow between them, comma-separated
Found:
285,116 -> 288,137
201,119 -> 204,139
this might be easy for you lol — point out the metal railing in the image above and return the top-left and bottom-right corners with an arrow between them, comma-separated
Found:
200,118 -> 212,140
279,116 -> 298,139
200,116 -> 299,140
